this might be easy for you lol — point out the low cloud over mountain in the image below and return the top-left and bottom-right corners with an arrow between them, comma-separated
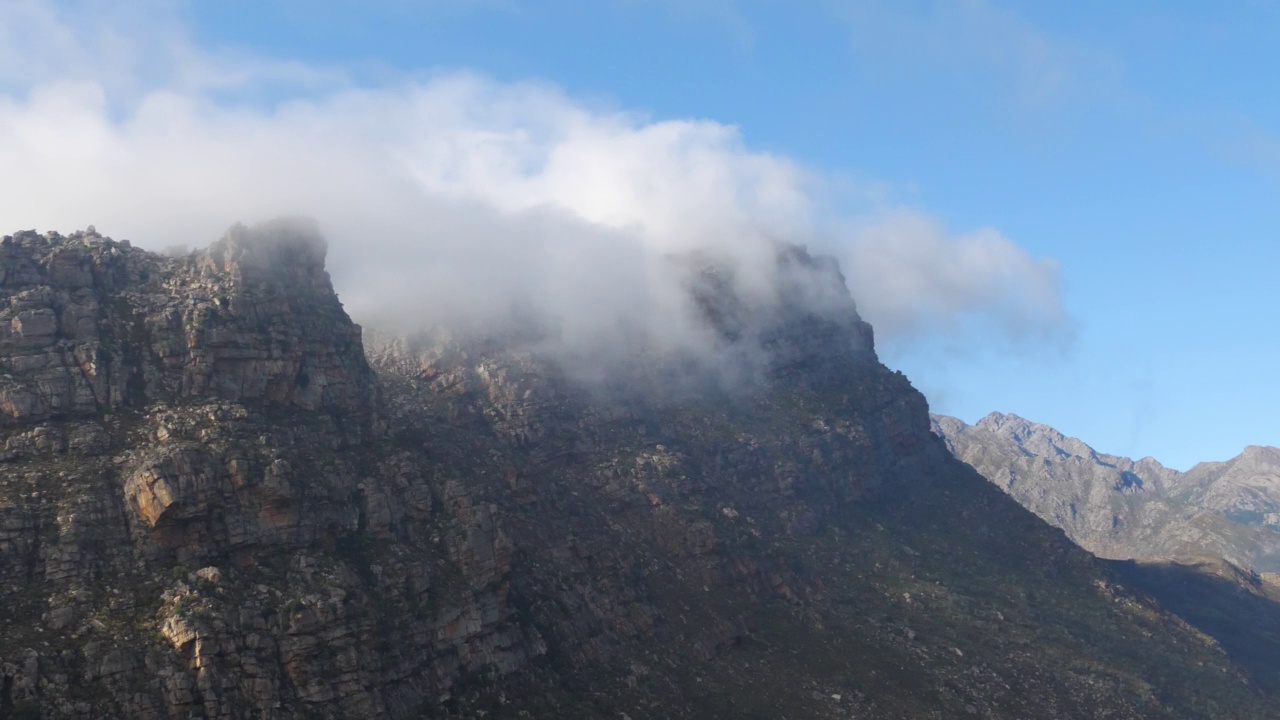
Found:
0,0 -> 1070,376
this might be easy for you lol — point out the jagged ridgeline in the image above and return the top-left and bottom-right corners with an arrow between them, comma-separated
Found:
932,412 -> 1280,573
0,221 -> 1275,719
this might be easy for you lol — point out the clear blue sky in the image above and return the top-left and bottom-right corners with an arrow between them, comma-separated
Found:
14,1 -> 1280,469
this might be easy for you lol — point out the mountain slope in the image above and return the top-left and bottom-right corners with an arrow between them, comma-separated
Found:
934,412 -> 1280,697
1106,556 -> 1280,693
933,412 -> 1280,572
1175,446 -> 1280,526
0,226 -> 1275,718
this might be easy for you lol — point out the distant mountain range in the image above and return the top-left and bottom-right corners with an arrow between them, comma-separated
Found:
932,412 -> 1280,572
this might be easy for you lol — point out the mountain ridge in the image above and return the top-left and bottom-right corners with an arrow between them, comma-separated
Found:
0,224 -> 1276,718
932,411 -> 1280,571
933,411 -> 1280,691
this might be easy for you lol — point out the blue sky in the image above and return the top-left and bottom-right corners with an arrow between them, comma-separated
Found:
5,0 -> 1280,469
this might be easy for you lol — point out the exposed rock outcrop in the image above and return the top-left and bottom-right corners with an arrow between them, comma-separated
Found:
0,219 -> 371,430
0,225 -> 1276,719
933,412 -> 1280,572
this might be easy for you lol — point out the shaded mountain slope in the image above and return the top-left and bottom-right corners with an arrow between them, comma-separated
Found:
1106,556 -> 1280,693
0,225 -> 1275,718
934,412 -> 1280,700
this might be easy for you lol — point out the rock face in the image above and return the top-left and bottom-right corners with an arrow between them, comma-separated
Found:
932,412 -> 1280,573
1,225 -> 1278,719
1175,446 -> 1280,527
0,219 -> 370,430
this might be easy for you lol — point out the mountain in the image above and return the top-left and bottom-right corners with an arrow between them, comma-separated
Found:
1,225 -> 1277,719
933,412 -> 1280,691
932,412 -> 1280,572
1105,556 -> 1280,692
1175,446 -> 1280,528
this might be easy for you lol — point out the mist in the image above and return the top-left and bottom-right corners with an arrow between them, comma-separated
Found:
0,1 -> 1069,383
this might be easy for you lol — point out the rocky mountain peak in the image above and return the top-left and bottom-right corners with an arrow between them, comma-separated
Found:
1239,445 -> 1280,464
974,411 -> 1099,461
200,217 -> 330,289
681,242 -> 877,388
0,221 -> 374,430
381,240 -> 882,401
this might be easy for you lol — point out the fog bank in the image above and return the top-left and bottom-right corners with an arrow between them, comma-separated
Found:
0,1 -> 1070,376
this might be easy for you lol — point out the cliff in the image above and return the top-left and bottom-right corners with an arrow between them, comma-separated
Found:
0,224 -> 1276,719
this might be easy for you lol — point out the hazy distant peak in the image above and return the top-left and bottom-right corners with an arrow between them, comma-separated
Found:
974,411 -> 1097,462
974,411 -> 1043,437
1183,445 -> 1280,479
929,413 -> 969,436
976,410 -> 1048,435
1240,445 -> 1280,463
976,410 -> 1016,424
1133,455 -> 1177,476
933,410 -> 1280,578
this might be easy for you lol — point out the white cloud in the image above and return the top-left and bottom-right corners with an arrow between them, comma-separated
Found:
0,0 -> 344,104
839,210 -> 1068,348
0,0 -> 1071,380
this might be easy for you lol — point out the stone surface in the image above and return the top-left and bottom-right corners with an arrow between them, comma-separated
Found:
0,226 -> 1276,718
933,411 -> 1280,572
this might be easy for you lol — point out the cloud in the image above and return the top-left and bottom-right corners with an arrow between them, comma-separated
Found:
0,0 -> 1071,382
0,0 -> 343,104
838,210 -> 1069,352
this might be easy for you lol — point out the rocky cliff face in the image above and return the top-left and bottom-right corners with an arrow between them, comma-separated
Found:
0,219 -> 370,428
1,225 -> 1277,719
932,412 -> 1280,572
